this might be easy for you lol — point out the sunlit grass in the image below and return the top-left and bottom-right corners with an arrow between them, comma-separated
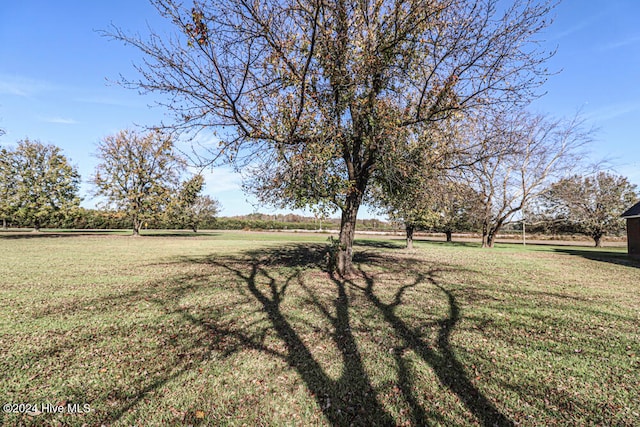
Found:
1,231 -> 638,426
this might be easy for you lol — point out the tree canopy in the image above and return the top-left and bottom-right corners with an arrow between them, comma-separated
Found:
186,194 -> 221,232
425,180 -> 484,243
9,139 -> 81,231
111,0 -> 557,273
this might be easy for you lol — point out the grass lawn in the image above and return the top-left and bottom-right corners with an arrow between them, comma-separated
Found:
0,230 -> 638,426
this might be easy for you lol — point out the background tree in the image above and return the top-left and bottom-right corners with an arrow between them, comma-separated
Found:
462,110 -> 589,248
428,180 -> 484,242
110,0 -> 556,274
166,174 -> 204,231
376,169 -> 483,248
542,172 -> 638,247
187,195 -> 221,232
372,113 -> 503,248
92,129 -> 185,236
371,125 -> 446,249
12,139 -> 81,231
0,146 -> 18,229
165,174 -> 221,231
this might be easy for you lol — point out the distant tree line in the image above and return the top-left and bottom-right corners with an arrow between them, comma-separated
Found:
0,132 -> 221,234
0,206 -> 396,232
0,207 -> 221,231
1,132 -> 636,245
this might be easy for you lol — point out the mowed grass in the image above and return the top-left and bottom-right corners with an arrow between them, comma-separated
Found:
0,231 -> 638,426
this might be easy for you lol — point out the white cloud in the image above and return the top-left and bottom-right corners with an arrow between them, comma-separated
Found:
0,74 -> 58,96
42,116 -> 79,125
596,35 -> 640,52
75,96 -> 131,107
585,102 -> 640,122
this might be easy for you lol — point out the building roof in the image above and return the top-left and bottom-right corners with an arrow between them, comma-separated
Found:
621,201 -> 640,218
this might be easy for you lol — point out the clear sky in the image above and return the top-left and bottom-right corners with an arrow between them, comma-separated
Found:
1,0 -> 639,217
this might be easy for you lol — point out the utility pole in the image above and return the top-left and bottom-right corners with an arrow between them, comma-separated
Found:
522,206 -> 526,246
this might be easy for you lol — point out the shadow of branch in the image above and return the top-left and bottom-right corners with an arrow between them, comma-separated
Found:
356,266 -> 515,427
199,248 -> 396,426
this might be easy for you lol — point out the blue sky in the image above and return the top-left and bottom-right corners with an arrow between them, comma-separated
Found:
1,0 -> 639,217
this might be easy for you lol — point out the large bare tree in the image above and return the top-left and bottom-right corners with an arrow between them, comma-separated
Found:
461,110 -> 590,247
110,0 -> 556,273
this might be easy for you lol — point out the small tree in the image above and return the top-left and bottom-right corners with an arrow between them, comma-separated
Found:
12,139 -> 81,231
372,130 -> 444,249
92,129 -> 185,235
188,195 -> 221,231
166,174 -> 204,231
429,181 -> 484,242
543,172 -> 638,247
376,171 -> 483,248
372,115 -> 498,248
166,174 -> 221,231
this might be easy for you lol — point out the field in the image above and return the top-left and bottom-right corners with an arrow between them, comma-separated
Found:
1,230 -> 638,426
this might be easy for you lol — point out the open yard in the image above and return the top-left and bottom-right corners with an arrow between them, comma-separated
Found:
1,230 -> 638,426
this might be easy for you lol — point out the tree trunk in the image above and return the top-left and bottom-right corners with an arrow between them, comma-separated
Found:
481,221 -> 489,248
445,230 -> 452,242
132,217 -> 141,236
594,234 -> 603,247
405,224 -> 414,250
33,219 -> 40,232
484,218 -> 505,248
336,193 -> 362,275
486,231 -> 495,248
2,218 -> 6,230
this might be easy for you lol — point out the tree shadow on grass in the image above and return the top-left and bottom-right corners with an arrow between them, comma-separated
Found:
353,239 -> 406,249
12,243 -> 514,426
191,245 -> 397,425
178,244 -> 514,426
416,239 -> 481,248
553,247 -> 640,269
0,231 -> 106,239
346,267 -> 514,427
